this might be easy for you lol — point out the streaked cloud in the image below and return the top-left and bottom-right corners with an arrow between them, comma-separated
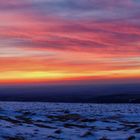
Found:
0,0 -> 140,83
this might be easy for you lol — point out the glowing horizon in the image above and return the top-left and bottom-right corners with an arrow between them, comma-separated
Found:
0,0 -> 140,84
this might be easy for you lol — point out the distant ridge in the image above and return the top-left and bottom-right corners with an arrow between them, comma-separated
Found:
0,83 -> 140,103
0,93 -> 140,103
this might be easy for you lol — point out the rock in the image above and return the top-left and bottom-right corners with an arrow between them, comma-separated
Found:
135,128 -> 140,133
64,123 -> 87,128
54,129 -> 62,134
48,114 -> 81,122
127,136 -> 136,140
80,130 -> 92,137
64,109 -> 70,114
99,136 -> 110,140
3,135 -> 25,140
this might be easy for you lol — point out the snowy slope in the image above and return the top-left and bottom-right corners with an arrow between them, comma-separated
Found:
0,102 -> 140,140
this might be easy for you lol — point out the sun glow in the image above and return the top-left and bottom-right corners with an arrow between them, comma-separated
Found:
0,69 -> 139,83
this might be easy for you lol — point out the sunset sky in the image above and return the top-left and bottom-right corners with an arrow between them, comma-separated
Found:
0,0 -> 140,84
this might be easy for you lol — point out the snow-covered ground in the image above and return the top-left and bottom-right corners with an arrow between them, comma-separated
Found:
0,102 -> 140,140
